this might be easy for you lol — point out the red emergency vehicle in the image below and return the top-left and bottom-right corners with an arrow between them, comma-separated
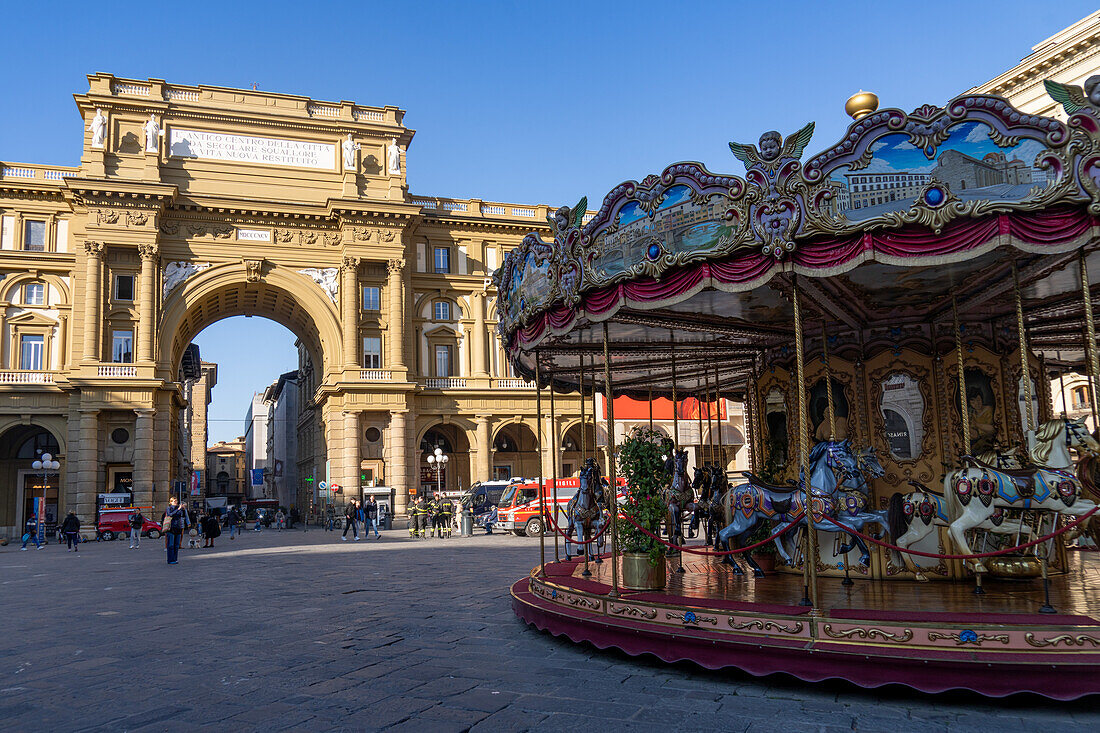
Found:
495,476 -> 626,537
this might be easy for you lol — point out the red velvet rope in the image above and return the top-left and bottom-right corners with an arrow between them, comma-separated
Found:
817,504 -> 1100,560
618,511 -> 805,556
548,512 -> 613,545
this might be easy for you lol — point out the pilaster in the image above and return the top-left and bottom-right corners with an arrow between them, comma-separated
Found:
133,408 -> 156,508
387,258 -> 407,373
341,256 -> 360,369
475,415 -> 491,486
81,241 -> 104,362
389,409 -> 409,514
137,242 -> 159,363
343,410 -> 360,502
75,409 -> 99,521
472,291 -> 489,377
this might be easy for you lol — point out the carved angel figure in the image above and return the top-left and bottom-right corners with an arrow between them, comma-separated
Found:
1044,76 -> 1100,116
728,123 -> 816,173
547,196 -> 587,239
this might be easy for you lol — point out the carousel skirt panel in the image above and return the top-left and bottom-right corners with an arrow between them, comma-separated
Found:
512,554 -> 1100,700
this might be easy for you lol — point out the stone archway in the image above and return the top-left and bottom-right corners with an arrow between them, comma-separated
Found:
417,423 -> 472,496
0,423 -> 64,536
491,421 -> 540,480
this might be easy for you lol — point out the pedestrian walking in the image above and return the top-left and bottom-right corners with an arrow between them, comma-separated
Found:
341,501 -> 359,541
275,509 -> 286,530
226,507 -> 241,540
202,513 -> 221,548
128,508 -> 144,548
163,497 -> 189,565
60,511 -> 81,552
364,496 -> 381,538
21,516 -> 43,550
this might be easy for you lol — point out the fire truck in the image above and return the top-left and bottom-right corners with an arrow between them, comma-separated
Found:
495,476 -> 626,537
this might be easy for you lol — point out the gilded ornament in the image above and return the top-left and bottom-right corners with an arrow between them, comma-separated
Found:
821,624 -> 913,643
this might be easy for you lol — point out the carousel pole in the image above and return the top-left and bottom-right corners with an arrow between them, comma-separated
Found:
549,365 -> 560,563
648,379 -> 654,431
591,355 -> 600,469
821,320 -> 852,586
535,354 -> 546,577
1056,351 -> 1069,418
793,276 -> 820,612
1014,263 -> 1037,453
602,323 -> 620,598
670,332 -> 679,449
746,370 -> 758,473
579,355 -> 591,577
715,363 -> 725,475
953,298 -> 983,595
704,367 -> 715,467
1080,251 -> 1100,428
696,378 -> 705,467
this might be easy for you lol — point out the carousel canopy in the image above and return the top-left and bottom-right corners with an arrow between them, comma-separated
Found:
494,84 -> 1100,399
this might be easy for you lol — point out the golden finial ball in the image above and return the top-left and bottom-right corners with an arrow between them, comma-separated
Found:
845,90 -> 879,120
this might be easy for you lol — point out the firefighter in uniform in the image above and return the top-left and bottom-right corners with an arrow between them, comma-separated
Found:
409,494 -> 427,538
430,492 -> 444,538
439,495 -> 454,538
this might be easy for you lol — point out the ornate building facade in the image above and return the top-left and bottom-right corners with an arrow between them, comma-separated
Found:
0,74 -> 747,534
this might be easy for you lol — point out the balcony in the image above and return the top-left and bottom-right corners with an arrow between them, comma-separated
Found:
359,369 -> 392,381
424,377 -> 467,389
0,370 -> 56,385
98,365 -> 138,378
495,379 -> 534,389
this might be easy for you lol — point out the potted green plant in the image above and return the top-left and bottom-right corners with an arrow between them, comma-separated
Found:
617,426 -> 673,590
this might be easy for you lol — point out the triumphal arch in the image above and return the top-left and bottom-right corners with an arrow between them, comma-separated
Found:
0,74 -> 616,531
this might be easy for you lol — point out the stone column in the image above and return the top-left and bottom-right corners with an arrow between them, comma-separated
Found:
344,410 -> 360,501
81,241 -> 104,362
475,415 -> 491,484
75,409 -> 99,521
542,415 -> 558,477
387,258 -> 406,371
137,243 -> 159,363
133,408 -> 156,508
341,256 -> 360,369
472,291 -> 488,377
57,315 -> 68,371
389,410 -> 409,514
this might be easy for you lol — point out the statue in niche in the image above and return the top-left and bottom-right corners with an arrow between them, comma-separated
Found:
387,137 -> 401,175
89,109 -> 107,148
342,133 -> 360,170
142,114 -> 161,152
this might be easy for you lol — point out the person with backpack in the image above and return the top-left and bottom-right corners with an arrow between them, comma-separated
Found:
225,507 -> 241,540
21,515 -> 43,550
341,501 -> 359,541
60,512 -> 81,552
364,496 -> 380,539
163,497 -> 189,565
128,508 -> 145,548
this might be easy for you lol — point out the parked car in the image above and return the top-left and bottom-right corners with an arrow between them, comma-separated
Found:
96,508 -> 162,541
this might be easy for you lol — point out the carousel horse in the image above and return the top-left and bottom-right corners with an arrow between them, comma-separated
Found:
686,465 -> 708,539
886,446 -> 1034,580
1073,452 -> 1100,549
565,458 -> 604,563
946,416 -> 1100,574
702,463 -> 730,548
832,446 -> 889,558
662,448 -> 692,545
715,440 -> 859,576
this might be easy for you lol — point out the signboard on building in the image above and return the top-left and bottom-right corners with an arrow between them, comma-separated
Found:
168,128 -> 336,170
251,468 -> 264,486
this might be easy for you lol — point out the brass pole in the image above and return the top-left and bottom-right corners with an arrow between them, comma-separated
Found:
535,355 -> 546,576
745,372 -> 758,473
549,365 -> 559,562
1081,252 -> 1100,428
579,356 -> 587,465
648,379 -> 654,431
697,378 -> 705,466
591,355 -> 600,470
602,322 -> 620,598
792,276 -> 820,612
953,298 -> 972,458
821,322 -> 837,441
704,367 -> 714,465
670,332 -> 679,449
1013,262 -> 1036,444
1057,350 -> 1068,418
715,362 -> 725,473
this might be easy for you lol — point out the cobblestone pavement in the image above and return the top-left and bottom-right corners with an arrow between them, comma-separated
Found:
0,527 -> 1097,732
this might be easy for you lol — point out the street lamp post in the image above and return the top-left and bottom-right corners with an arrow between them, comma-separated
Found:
31,452 -> 61,544
426,446 -> 449,536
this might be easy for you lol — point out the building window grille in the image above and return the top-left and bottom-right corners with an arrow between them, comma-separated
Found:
434,345 -> 452,377
433,247 -> 450,274
362,286 -> 380,311
433,301 -> 450,321
363,337 -> 382,369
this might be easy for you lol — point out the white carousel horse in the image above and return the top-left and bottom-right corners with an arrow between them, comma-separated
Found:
946,416 -> 1100,574
886,447 -> 1032,581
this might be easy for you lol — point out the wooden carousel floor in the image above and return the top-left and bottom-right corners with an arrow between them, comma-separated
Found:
571,550 -> 1100,620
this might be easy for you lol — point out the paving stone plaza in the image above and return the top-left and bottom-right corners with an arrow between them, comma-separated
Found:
1,530 -> 1097,731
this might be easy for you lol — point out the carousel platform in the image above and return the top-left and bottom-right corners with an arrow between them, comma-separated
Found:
512,551 -> 1100,699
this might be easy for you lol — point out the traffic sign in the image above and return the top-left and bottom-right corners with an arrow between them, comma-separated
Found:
318,481 -> 327,490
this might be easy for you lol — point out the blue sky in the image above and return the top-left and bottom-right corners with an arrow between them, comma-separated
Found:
1,0 -> 1094,440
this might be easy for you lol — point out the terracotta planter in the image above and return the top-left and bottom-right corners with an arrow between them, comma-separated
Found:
621,551 -> 667,590
751,552 -> 777,573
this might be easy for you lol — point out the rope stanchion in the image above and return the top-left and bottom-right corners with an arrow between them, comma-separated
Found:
818,506 -> 1100,560
619,511 -> 805,556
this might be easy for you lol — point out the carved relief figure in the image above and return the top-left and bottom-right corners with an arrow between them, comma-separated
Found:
89,109 -> 107,148
1045,76 -> 1100,116
299,268 -> 339,303
342,133 -> 360,170
142,114 -> 161,152
387,137 -> 401,175
162,261 -> 211,298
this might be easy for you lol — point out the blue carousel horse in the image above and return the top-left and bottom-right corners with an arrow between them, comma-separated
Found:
565,458 -> 605,563
832,446 -> 889,558
715,440 -> 860,576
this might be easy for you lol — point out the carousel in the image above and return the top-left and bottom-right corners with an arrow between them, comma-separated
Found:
496,81 -> 1100,699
